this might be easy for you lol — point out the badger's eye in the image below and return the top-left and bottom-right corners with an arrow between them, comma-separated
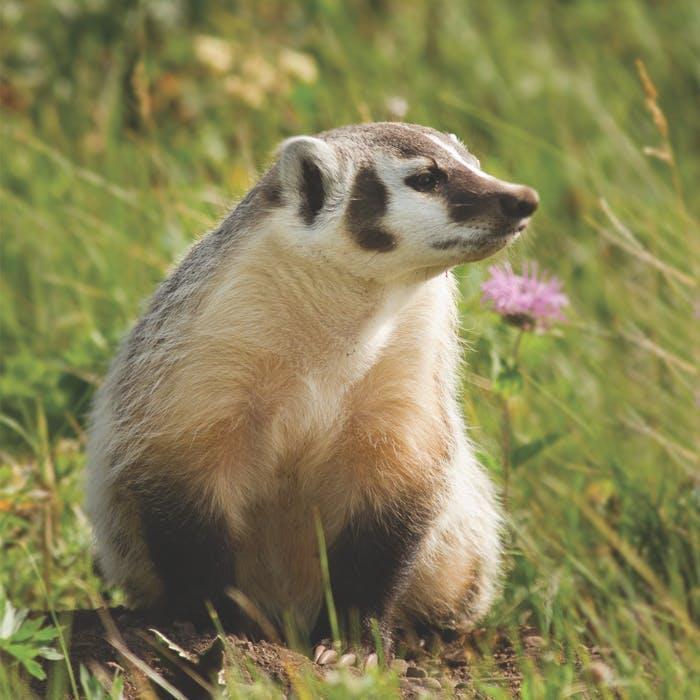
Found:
405,168 -> 444,193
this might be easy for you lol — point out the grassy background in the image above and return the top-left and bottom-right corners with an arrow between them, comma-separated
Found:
1,0 -> 698,696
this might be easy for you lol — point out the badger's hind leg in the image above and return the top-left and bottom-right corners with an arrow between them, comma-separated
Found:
86,461 -> 166,609
313,498 -> 434,656
399,449 -> 503,636
90,467 -> 255,633
135,483 -> 241,628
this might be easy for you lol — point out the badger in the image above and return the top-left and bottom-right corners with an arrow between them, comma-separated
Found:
86,122 -> 538,654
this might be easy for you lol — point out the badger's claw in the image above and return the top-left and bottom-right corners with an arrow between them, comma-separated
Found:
338,652 -> 357,667
363,652 -> 379,670
317,648 -> 338,665
312,644 -> 379,671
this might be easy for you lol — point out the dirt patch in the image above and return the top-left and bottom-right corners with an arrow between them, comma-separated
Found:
35,608 -> 531,698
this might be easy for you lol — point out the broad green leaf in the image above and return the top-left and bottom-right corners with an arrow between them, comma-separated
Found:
11,616 -> 44,642
21,657 -> 46,681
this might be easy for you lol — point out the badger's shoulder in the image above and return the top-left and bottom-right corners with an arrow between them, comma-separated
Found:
144,178 -> 277,320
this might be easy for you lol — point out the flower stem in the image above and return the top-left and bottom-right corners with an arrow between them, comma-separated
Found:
501,395 -> 512,506
501,327 -> 525,506
512,327 -> 525,363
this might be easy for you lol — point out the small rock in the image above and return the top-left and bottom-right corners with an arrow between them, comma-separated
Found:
313,644 -> 326,663
318,649 -> 338,666
406,665 -> 427,678
421,677 -> 442,689
338,653 -> 357,667
364,652 -> 378,670
391,658 -> 409,675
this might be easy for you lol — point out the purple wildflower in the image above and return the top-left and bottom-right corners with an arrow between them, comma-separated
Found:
481,262 -> 569,331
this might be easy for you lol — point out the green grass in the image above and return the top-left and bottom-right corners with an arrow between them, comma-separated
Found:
1,0 -> 699,696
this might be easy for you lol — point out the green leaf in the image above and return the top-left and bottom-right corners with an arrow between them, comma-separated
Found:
511,432 -> 562,468
21,657 -> 46,681
0,589 -> 62,682
38,646 -> 64,661
31,625 -> 60,643
11,616 -> 44,642
4,640 -> 37,661
80,664 -> 109,700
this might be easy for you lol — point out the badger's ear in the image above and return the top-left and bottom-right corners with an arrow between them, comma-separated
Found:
277,136 -> 339,225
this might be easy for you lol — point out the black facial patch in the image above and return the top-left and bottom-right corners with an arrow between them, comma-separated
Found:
403,161 -> 498,226
299,158 -> 325,225
345,166 -> 396,252
444,168 -> 499,224
354,225 -> 397,252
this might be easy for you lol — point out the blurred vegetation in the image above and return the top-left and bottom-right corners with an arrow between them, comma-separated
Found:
1,0 -> 699,696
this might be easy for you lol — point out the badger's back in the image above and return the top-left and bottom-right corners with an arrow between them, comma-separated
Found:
86,182 -> 266,601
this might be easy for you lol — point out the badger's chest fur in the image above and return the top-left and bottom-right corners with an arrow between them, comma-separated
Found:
86,122 -> 538,646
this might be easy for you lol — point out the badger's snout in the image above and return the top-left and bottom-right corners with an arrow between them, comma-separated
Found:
444,168 -> 539,230
431,173 -> 539,261
498,186 -> 539,220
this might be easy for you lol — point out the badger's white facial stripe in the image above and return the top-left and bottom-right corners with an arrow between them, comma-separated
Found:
449,134 -> 481,170
424,133 -> 488,176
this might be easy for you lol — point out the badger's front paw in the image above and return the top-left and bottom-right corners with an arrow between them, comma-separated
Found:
312,643 -> 381,670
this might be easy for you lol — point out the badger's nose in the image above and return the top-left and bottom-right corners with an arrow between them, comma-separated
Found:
498,187 -> 539,219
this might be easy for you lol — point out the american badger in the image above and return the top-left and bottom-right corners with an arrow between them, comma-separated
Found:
86,122 -> 538,650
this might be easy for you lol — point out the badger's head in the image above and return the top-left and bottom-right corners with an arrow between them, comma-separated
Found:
267,122 -> 538,282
